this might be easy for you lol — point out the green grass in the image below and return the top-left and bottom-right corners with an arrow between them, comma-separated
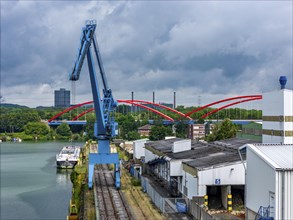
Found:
74,165 -> 87,174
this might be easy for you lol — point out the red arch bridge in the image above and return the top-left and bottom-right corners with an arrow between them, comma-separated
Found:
47,95 -> 262,126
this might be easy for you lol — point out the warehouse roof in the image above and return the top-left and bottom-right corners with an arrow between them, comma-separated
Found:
183,152 -> 243,170
246,144 -> 293,170
145,138 -> 183,154
145,137 -> 259,162
209,138 -> 258,150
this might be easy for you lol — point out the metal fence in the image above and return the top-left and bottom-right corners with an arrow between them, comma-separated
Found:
141,176 -> 167,212
141,176 -> 187,214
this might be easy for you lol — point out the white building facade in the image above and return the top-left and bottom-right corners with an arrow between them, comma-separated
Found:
133,138 -> 149,161
246,144 -> 293,220
182,158 -> 245,200
262,89 -> 293,144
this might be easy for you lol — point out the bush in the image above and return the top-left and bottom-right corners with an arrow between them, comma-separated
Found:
74,165 -> 86,174
131,177 -> 141,186
11,132 -> 34,141
0,135 -> 11,141
56,123 -> 71,137
70,165 -> 86,213
72,133 -> 81,141
24,122 -> 49,136
56,135 -> 71,140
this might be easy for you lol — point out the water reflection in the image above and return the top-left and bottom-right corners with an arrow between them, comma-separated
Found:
0,142 -> 75,219
56,169 -> 72,186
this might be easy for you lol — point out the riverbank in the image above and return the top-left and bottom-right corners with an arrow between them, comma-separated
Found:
67,141 -> 95,219
0,132 -> 86,142
67,141 -> 165,220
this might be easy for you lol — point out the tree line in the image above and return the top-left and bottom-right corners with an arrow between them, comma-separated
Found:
0,104 -> 260,142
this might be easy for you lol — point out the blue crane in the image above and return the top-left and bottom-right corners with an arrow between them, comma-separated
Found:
69,20 -> 120,189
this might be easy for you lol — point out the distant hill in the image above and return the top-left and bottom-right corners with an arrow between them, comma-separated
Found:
0,103 -> 29,108
36,106 -> 54,109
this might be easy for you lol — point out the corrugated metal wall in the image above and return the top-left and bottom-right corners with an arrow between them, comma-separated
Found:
246,147 -> 275,213
275,170 -> 293,219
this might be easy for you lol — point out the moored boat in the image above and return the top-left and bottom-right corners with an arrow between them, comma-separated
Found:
56,146 -> 81,169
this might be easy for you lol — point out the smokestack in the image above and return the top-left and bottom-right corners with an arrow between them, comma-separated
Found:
153,91 -> 155,103
173,91 -> 176,109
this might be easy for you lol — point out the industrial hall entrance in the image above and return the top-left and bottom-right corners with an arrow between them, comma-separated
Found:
206,185 -> 244,210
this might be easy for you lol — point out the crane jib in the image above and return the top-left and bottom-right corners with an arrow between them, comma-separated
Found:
67,20 -> 121,189
70,24 -> 96,81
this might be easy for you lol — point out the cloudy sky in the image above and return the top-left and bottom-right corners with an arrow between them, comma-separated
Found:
1,1 -> 292,108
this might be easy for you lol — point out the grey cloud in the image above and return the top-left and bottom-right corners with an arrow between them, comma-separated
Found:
1,1 -> 292,107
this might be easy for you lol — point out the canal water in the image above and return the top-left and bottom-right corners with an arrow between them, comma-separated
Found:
0,141 -> 83,220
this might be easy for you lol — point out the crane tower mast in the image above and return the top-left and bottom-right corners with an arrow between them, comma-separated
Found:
69,20 -> 120,188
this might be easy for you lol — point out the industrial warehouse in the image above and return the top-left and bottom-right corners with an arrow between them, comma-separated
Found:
125,77 -> 293,220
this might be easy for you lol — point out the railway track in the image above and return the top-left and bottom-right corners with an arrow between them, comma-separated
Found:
94,164 -> 134,220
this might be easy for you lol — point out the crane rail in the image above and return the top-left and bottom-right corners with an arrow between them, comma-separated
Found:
94,164 -> 133,220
